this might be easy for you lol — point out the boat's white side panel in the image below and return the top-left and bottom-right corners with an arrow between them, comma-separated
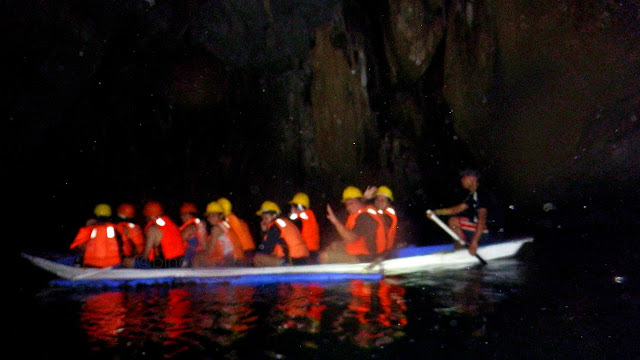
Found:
22,237 -> 533,281
85,263 -> 376,280
381,237 -> 533,275
22,254 -> 88,280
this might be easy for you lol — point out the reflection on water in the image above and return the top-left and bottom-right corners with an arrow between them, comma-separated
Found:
273,283 -> 325,333
72,280 -> 411,357
332,279 -> 408,348
22,258 -> 548,359
80,292 -> 126,347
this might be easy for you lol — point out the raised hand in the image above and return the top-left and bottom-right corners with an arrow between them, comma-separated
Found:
326,204 -> 338,225
363,186 -> 377,200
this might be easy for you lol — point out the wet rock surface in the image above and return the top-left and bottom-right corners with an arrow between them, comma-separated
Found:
4,0 -> 639,236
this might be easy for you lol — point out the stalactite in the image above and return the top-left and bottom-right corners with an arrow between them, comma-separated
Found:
310,22 -> 374,184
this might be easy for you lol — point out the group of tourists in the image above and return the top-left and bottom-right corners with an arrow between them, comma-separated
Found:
70,169 -> 489,269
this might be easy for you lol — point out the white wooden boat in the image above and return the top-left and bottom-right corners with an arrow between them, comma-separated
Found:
21,237 -> 533,286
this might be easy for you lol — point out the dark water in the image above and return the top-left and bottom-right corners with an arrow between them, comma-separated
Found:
15,232 -> 640,360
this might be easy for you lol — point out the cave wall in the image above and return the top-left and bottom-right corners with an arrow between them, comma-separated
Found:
310,22 -> 377,189
6,0 -> 640,236
441,0 -> 640,213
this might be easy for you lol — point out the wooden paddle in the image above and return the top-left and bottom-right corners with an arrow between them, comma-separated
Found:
426,210 -> 487,265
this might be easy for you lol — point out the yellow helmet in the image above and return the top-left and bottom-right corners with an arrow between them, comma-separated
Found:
256,201 -> 281,216
341,186 -> 363,202
94,203 -> 112,217
375,186 -> 394,201
204,201 -> 224,215
289,192 -> 310,208
217,197 -> 232,216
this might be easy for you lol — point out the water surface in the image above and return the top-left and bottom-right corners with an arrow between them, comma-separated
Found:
16,234 -> 639,359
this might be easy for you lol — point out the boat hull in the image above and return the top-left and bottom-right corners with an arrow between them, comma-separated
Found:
21,237 -> 533,285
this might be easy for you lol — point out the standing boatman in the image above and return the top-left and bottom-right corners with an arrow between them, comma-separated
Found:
426,169 -> 490,256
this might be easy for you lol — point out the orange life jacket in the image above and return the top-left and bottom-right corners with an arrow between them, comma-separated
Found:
344,205 -> 387,256
70,226 -> 94,249
226,214 -> 255,251
116,221 -> 145,257
179,217 -> 206,250
267,218 -> 310,259
290,209 -> 320,251
378,207 -> 398,250
208,221 -> 245,263
81,223 -> 122,268
144,216 -> 185,260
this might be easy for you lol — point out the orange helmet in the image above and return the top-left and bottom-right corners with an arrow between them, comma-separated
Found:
143,201 -> 163,218
117,203 -> 135,219
180,202 -> 198,215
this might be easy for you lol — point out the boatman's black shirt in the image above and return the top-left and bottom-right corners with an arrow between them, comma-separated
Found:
461,186 -> 490,222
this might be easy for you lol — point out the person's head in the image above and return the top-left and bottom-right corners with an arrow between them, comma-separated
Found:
256,201 -> 281,223
180,202 -> 198,223
374,186 -> 393,210
459,169 -> 481,191
116,203 -> 135,220
142,201 -> 163,220
341,186 -> 365,215
289,192 -> 310,213
204,201 -> 225,224
217,197 -> 232,216
93,203 -> 112,222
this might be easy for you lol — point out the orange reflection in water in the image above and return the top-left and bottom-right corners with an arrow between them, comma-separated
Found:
80,292 -> 126,347
162,288 -> 195,357
77,280 -> 407,353
273,283 -> 326,333
333,279 -> 408,348
79,285 -> 257,355
194,284 -> 257,346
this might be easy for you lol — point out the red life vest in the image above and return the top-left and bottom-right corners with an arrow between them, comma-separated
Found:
179,217 -> 206,250
116,221 -> 145,257
290,209 -> 320,251
226,214 -> 255,251
379,207 -> 398,250
144,216 -> 185,260
70,226 -> 94,249
344,205 -> 387,256
267,218 -> 310,259
81,223 -> 122,268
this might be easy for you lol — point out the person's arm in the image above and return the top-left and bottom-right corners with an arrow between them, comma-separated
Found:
326,204 -> 358,243
468,208 -> 487,255
181,223 -> 197,241
432,203 -> 468,216
141,224 -> 162,259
